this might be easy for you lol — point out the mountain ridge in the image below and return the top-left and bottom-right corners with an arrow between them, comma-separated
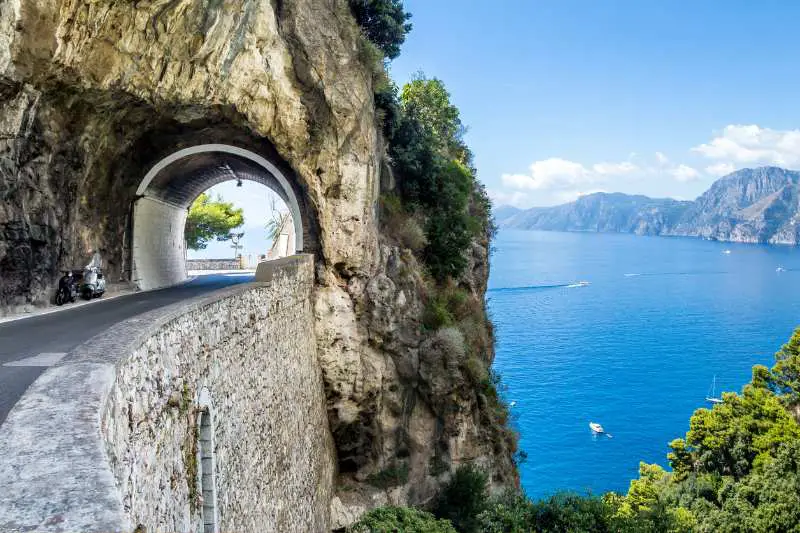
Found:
497,166 -> 800,245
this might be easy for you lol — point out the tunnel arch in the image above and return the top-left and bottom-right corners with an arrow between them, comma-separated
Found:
131,144 -> 305,290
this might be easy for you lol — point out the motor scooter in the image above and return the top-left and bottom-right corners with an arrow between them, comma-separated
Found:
55,270 -> 78,305
80,266 -> 106,300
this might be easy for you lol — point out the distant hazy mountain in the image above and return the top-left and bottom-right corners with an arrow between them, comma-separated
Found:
498,167 -> 800,245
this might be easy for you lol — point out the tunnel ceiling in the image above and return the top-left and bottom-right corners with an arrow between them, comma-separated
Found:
141,152 -> 291,208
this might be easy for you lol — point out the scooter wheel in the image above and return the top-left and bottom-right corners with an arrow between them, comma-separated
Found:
55,293 -> 64,306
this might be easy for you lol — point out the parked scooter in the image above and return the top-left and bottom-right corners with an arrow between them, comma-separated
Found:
80,266 -> 106,300
55,270 -> 78,305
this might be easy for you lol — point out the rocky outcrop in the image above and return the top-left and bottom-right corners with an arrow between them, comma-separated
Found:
0,0 -> 515,526
500,167 -> 800,245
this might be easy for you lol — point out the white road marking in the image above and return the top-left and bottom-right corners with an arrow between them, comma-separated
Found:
3,353 -> 68,367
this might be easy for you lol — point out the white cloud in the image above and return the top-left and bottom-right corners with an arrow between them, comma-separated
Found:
501,158 -> 591,191
692,125 -> 800,167
705,162 -> 736,176
498,156 -> 645,206
670,164 -> 700,182
488,189 -> 532,208
501,157 -> 639,193
501,173 -> 538,190
655,152 -> 669,165
592,161 -> 638,175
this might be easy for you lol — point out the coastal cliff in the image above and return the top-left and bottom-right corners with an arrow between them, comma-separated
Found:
0,0 -> 515,527
499,167 -> 800,245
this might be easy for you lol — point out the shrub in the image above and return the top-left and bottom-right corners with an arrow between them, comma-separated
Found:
366,462 -> 409,489
464,356 -> 488,387
348,506 -> 456,533
348,0 -> 412,60
423,297 -> 453,331
434,464 -> 489,533
477,490 -> 537,533
434,327 -> 466,360
374,78 -> 401,139
422,283 -> 473,331
395,217 -> 427,252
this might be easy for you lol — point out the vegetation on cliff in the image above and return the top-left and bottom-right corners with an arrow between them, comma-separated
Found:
350,0 -> 517,504
348,0 -> 412,60
353,327 -> 800,532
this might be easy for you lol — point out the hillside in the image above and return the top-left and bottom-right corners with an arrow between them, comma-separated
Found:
499,167 -> 800,244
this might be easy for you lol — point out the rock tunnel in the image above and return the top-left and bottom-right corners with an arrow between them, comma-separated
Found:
132,144 -> 305,290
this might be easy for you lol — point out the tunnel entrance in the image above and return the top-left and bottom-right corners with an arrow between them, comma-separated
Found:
131,144 -> 304,290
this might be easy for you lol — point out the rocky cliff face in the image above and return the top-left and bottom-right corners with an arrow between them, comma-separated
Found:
666,167 -> 800,244
501,167 -> 800,245
0,0 -> 515,527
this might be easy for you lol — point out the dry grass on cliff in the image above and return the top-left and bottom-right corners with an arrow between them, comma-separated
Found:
380,193 -> 427,252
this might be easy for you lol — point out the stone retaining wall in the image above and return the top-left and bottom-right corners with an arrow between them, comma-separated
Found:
186,258 -> 242,271
0,254 -> 335,533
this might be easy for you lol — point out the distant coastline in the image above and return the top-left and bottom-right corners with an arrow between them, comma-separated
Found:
496,166 -> 800,246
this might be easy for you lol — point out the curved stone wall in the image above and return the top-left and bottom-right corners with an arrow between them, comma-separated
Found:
0,254 -> 335,533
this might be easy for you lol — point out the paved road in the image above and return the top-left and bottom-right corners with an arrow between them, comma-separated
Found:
0,273 -> 254,426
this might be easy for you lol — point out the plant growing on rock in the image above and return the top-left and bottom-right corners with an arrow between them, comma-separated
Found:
348,0 -> 412,60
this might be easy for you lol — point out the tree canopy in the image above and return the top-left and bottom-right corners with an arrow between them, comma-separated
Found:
348,506 -> 456,533
184,193 -> 244,250
387,75 -> 492,281
348,0 -> 412,60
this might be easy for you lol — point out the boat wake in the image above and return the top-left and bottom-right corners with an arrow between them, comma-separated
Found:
489,281 -> 590,293
623,270 -> 728,278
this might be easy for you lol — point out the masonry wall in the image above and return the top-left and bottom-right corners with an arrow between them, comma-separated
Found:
0,254 -> 335,533
132,197 -> 188,290
186,259 -> 242,271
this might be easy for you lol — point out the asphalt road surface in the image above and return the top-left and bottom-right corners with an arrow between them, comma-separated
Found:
0,273 -> 254,427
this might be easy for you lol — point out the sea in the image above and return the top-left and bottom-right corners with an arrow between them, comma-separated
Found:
487,229 -> 800,498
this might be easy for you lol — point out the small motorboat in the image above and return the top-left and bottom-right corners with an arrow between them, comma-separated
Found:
722,249 -> 732,255
589,422 -> 604,433
576,281 -> 590,287
777,266 -> 787,272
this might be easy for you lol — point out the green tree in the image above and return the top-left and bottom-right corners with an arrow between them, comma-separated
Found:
400,77 -> 467,160
348,0 -> 412,60
767,328 -> 800,414
668,384 -> 800,479
388,76 -> 488,281
434,464 -> 488,533
184,193 -> 244,250
348,506 -> 456,533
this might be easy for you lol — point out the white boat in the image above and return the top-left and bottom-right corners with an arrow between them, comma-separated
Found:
722,249 -> 732,255
705,375 -> 723,404
777,266 -> 786,272
589,422 -> 604,433
577,281 -> 590,287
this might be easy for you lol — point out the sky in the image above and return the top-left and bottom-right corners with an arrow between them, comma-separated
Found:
388,0 -> 800,207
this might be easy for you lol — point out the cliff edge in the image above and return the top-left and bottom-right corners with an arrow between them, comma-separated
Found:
0,0 -> 516,527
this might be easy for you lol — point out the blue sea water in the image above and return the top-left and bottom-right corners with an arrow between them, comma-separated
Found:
487,229 -> 800,498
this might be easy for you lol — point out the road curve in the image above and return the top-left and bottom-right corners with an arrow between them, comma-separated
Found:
0,273 -> 255,426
